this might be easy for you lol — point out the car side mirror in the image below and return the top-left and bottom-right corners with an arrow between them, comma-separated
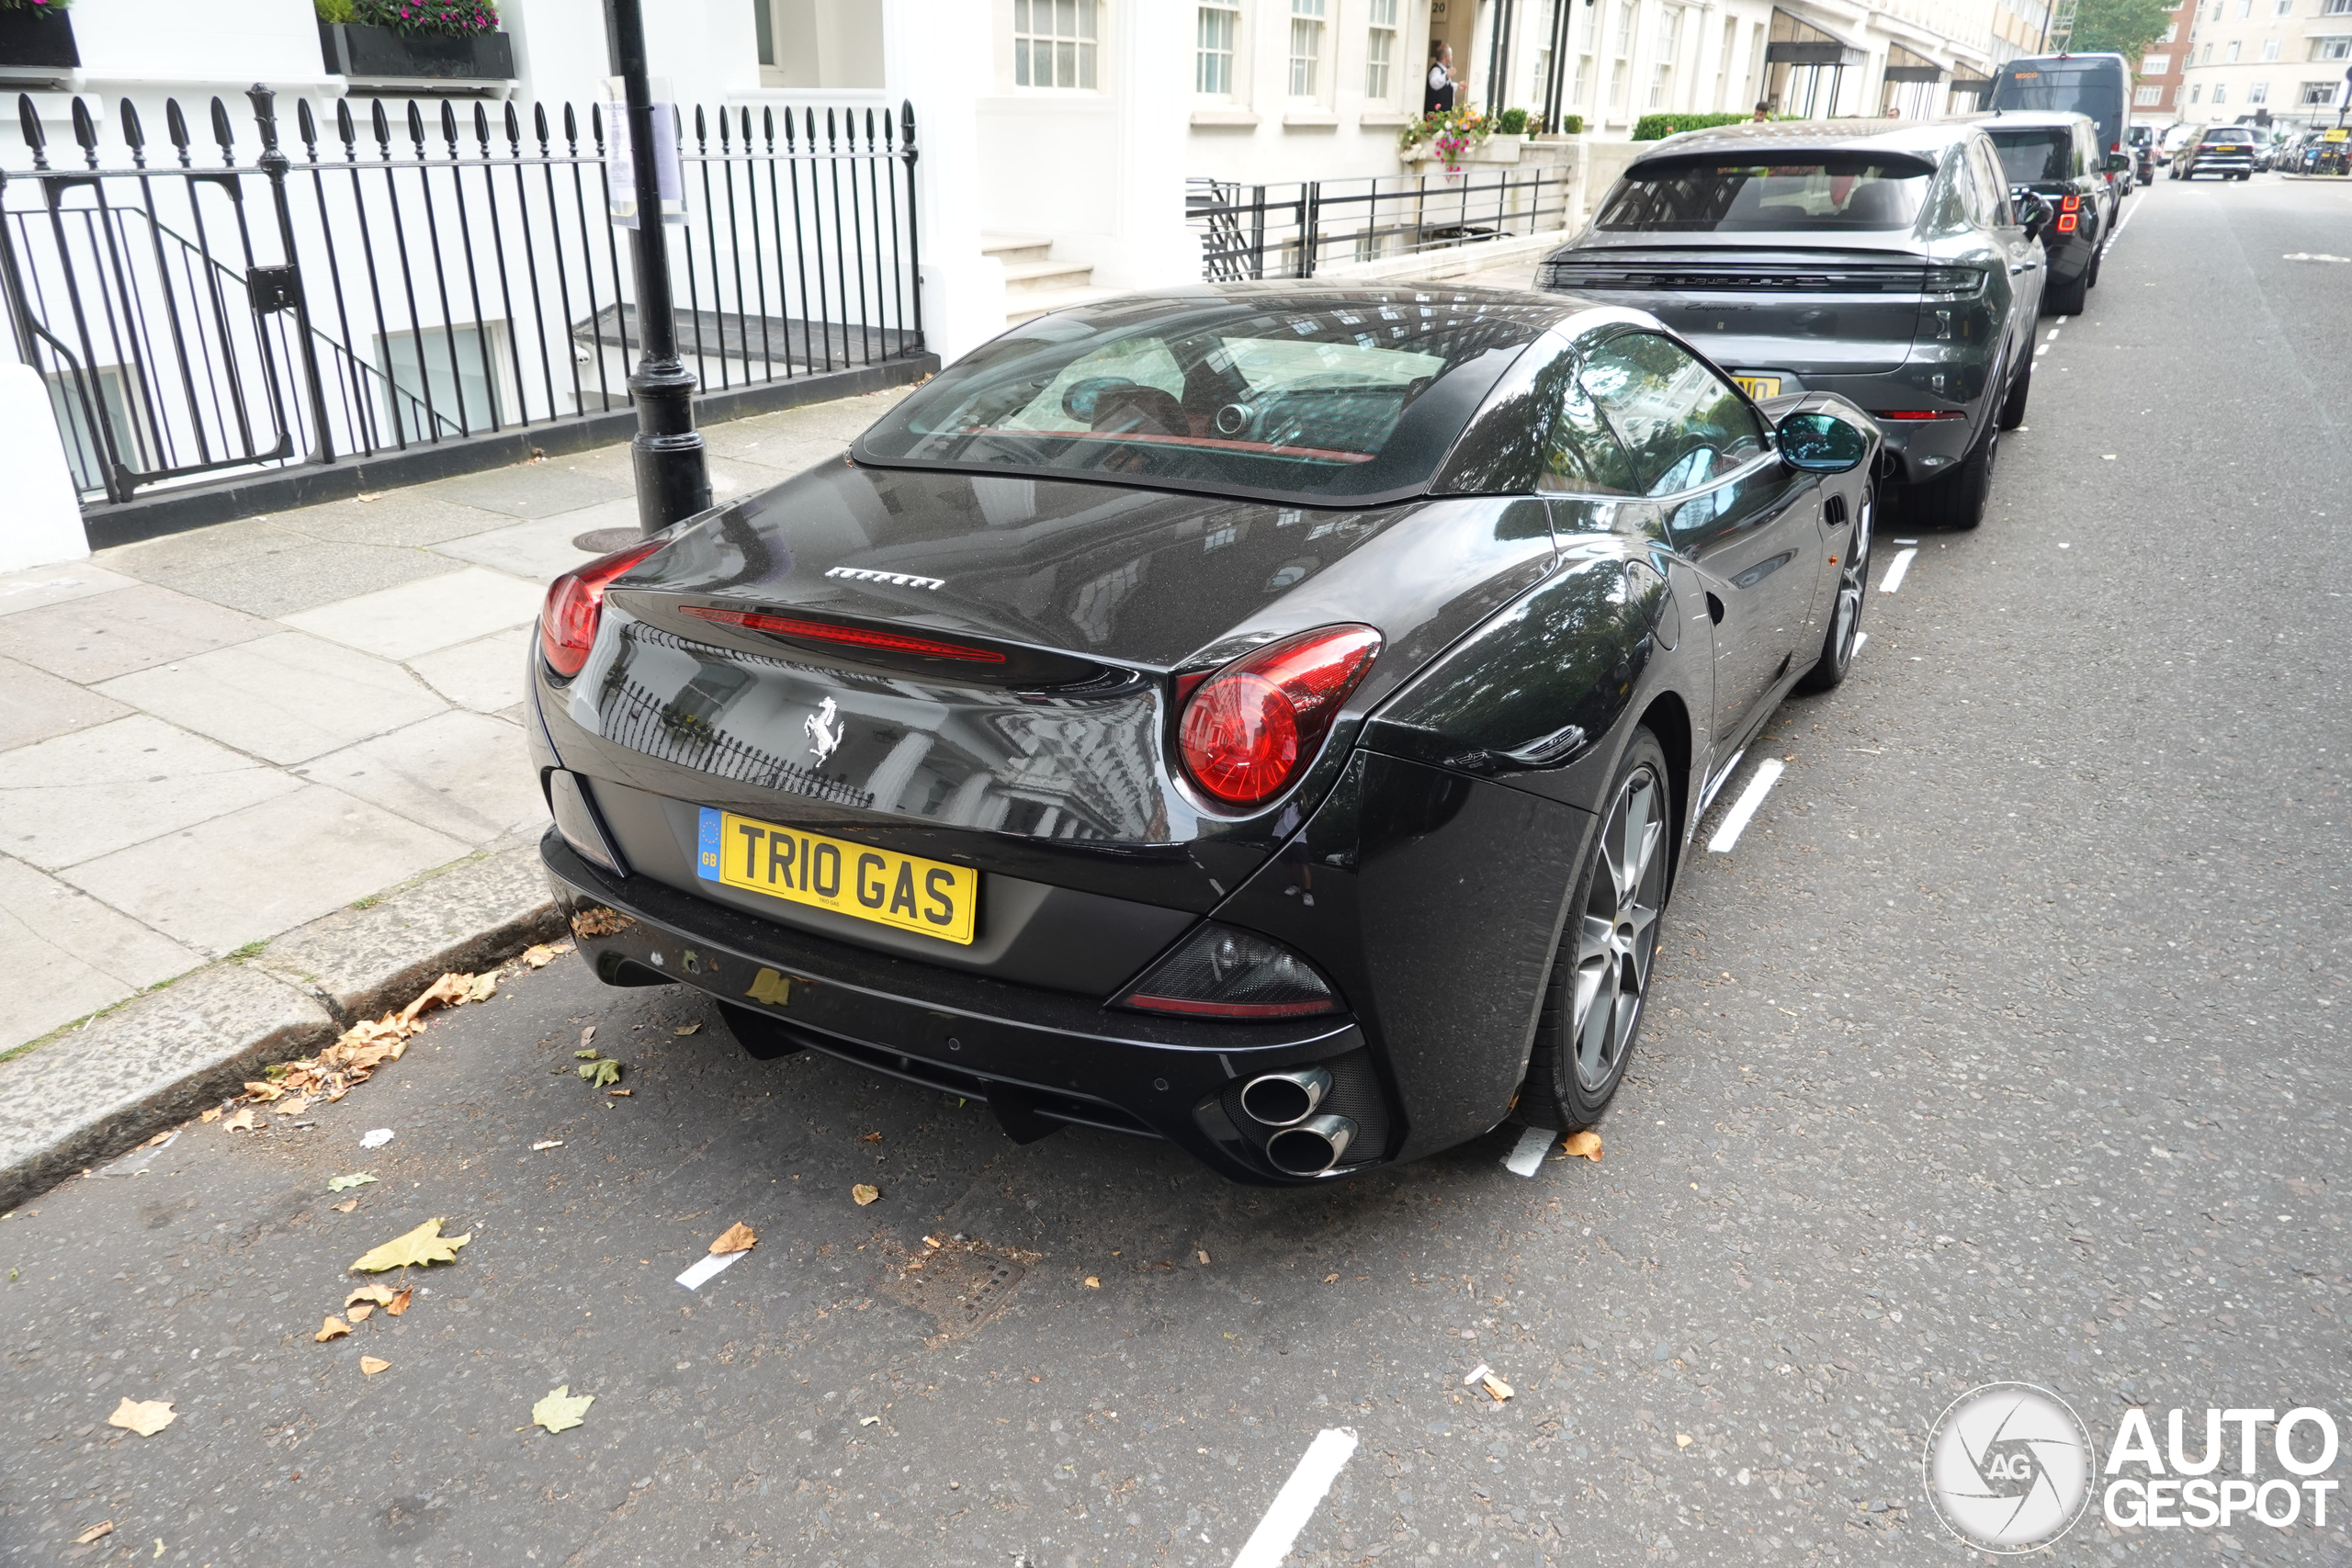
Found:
1778,412 -> 1868,474
2105,152 -> 2132,174
2011,191 -> 2052,238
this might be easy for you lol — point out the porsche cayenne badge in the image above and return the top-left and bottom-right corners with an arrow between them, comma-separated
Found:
804,697 -> 844,764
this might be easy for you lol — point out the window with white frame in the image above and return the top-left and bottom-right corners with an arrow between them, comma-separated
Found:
2276,0 -> 2293,13
2190,81 -> 2203,98
1610,0 -> 1636,107
2135,83 -> 2163,102
2262,36 -> 2281,56
2234,0 -> 2250,17
1367,0 -> 1399,99
2142,51 -> 2170,71
753,0 -> 884,87
1647,6 -> 1680,107
1715,17 -> 1736,108
2199,40 -> 2212,61
1015,0 -> 1098,90
1197,3 -> 1238,95
1289,0 -> 1327,97
2162,21 -> 2177,39
2315,33 -> 2352,54
2301,77 -> 2336,98
2225,39 -> 2241,59
2328,0 -> 2352,16
1570,3 -> 1600,103
2212,81 -> 2228,99
2247,78 -> 2269,97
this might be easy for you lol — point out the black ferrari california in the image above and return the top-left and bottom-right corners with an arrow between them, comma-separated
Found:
530,284 -> 1879,1184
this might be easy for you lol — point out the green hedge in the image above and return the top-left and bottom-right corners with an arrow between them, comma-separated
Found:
1632,111 -> 1756,141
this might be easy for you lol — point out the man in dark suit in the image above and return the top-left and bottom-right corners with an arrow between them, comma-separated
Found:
1425,43 -> 1457,115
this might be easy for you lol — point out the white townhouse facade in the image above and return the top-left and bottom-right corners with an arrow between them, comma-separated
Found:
2175,0 -> 2352,128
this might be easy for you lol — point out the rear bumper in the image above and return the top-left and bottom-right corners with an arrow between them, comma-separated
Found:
537,831 -> 1393,1185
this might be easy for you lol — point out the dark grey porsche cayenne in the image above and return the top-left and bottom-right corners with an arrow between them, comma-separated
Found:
1536,119 -> 2049,530
529,285 -> 1878,1183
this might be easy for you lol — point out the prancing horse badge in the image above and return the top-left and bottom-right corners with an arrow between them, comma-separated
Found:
804,697 -> 845,764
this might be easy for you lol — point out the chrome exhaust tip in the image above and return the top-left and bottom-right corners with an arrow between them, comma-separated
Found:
1264,1114 -> 1356,1177
1238,1066 -> 1333,1128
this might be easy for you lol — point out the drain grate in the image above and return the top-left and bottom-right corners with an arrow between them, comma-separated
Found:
876,1246 -> 1026,1347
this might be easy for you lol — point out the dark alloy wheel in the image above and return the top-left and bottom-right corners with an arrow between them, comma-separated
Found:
1797,489 -> 1871,694
1519,730 -> 1672,1130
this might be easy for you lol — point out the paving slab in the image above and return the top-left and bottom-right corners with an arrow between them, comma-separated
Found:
416,461 -> 632,519
0,714 -> 301,872
112,535 -> 468,618
59,783 -> 469,956
278,565 -> 543,661
0,581 -> 275,682
94,629 -> 448,765
0,654 -> 130,750
0,853 -> 201,1045
271,489 -> 519,547
299,709 -> 546,846
0,960 -> 334,1213
405,626 -> 533,713
0,561 -> 140,617
255,840 -> 561,1021
428,513 -> 606,581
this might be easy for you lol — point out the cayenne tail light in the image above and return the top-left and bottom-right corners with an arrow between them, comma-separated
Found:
1177,624 -> 1381,807
541,538 -> 663,677
1117,922 -> 1340,1019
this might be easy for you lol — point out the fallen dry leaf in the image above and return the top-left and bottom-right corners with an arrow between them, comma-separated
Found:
74,1519 -> 113,1544
199,1107 -> 221,1123
467,973 -> 498,1004
401,972 -> 473,1026
242,1080 -> 284,1102
520,942 -> 565,968
346,1303 -> 374,1323
1676,1432 -> 1692,1448
1083,1276 -> 1101,1289
385,1287 -> 413,1316
851,1184 -> 880,1207
606,1088 -> 631,1098
356,490 -> 383,502
579,1026 -> 596,1049
349,1218 -> 470,1273
331,1199 -> 358,1213
531,1385 -> 594,1434
221,1108 -> 262,1134
673,1022 -> 701,1035
278,1095 -> 311,1117
1482,1372 -> 1515,1402
1558,1131 -> 1603,1163
859,1131 -> 882,1143
709,1223 -> 757,1256
326,1172 -> 377,1192
1196,1249 -> 1211,1266
859,1415 -> 880,1427
1323,1272 -> 1340,1283
360,1357 -> 390,1376
578,1057 -> 620,1089
107,1398 -> 175,1438
315,1316 -> 352,1343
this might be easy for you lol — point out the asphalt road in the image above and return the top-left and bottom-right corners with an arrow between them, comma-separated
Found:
5,174 -> 2350,1568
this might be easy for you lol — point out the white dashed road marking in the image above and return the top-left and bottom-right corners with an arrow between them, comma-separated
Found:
1707,759 -> 1785,854
1504,1123 -> 1555,1177
1231,1428 -> 1359,1568
1879,547 -> 1918,594
676,1250 -> 747,1291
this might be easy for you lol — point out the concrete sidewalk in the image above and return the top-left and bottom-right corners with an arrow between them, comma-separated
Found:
0,384 -> 910,1056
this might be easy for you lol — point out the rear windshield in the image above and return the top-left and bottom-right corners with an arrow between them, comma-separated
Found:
1992,64 -> 2123,120
854,293 -> 1552,501
1988,130 -> 2075,183
2203,130 -> 2253,144
1596,160 -> 1932,232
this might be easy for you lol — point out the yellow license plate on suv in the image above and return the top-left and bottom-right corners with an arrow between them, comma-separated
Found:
1733,375 -> 1781,400
696,807 -> 978,945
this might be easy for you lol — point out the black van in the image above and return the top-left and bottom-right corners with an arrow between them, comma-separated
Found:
1990,53 -> 2131,182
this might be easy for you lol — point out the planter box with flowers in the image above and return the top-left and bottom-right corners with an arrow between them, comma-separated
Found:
0,0 -> 79,76
317,0 -> 514,84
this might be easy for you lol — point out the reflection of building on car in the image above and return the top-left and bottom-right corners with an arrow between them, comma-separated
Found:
1536,118 -> 2051,530
529,285 -> 1882,1183
1969,111 -> 2120,317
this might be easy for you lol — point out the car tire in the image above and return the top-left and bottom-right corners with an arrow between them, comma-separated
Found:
1996,360 -> 2031,430
1795,487 -> 1871,694
1517,728 -> 1673,1133
1904,415 -> 1997,531
2086,246 -> 2103,288
716,999 -> 806,1060
2044,269 -> 2088,317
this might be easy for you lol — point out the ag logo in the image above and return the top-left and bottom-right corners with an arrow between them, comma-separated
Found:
1923,1382 -> 2093,1553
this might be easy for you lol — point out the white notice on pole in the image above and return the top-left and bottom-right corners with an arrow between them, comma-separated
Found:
605,81 -> 686,229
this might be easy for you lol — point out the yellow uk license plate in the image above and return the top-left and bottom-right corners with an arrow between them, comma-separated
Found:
1733,375 -> 1781,400
696,807 -> 978,945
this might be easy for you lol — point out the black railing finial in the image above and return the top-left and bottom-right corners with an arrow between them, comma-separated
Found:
335,96 -> 356,160
901,99 -> 917,153
503,98 -> 521,154
405,99 -> 425,159
119,97 -> 145,169
369,97 -> 390,157
440,98 -> 459,158
164,97 -> 190,167
762,105 -> 775,152
69,96 -> 96,169
696,102 -> 710,153
295,98 -> 319,163
565,101 -> 580,157
209,96 -> 235,165
17,94 -> 46,172
531,99 -> 549,155
472,101 -> 491,156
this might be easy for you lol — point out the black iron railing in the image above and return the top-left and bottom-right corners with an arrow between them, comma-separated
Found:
0,84 -> 924,507
1187,165 -> 1573,282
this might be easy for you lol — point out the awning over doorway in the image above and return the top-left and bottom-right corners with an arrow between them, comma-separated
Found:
1948,65 -> 1995,97
1767,8 -> 1865,67
1883,42 -> 1946,83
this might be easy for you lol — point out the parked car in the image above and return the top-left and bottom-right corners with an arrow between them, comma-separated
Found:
2171,125 -> 2259,179
1536,118 -> 2050,529
1968,110 -> 2120,315
2125,124 -> 2159,182
528,285 -> 1882,1183
1989,52 -> 2132,197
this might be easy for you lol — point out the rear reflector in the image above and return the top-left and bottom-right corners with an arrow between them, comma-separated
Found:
680,604 -> 1007,663
1874,410 -> 1967,421
1117,923 -> 1341,1020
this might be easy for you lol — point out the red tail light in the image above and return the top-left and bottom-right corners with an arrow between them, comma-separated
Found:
2061,193 -> 2081,211
1177,624 -> 1381,807
540,538 -> 663,677
679,604 -> 1006,663
1874,410 -> 1967,421
2055,211 -> 2078,233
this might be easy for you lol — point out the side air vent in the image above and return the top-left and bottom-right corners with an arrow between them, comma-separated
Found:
1824,494 -> 1848,529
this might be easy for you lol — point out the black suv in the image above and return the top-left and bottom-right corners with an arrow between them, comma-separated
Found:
1536,118 -> 2052,529
1968,110 -> 2120,315
2172,125 -> 2258,180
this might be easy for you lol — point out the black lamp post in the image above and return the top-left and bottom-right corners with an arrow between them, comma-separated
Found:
605,0 -> 711,536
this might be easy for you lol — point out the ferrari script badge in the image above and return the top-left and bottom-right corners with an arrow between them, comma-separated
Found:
804,697 -> 845,764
